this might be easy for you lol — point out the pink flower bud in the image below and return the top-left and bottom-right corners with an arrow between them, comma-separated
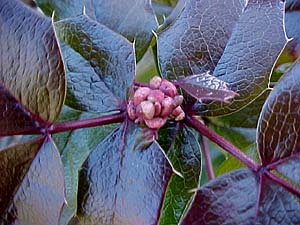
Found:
154,102 -> 162,116
173,95 -> 184,107
147,90 -> 165,103
159,79 -> 177,97
175,112 -> 185,121
161,96 -> 175,117
133,87 -> 151,106
144,117 -> 167,129
171,106 -> 184,117
127,100 -> 136,120
140,100 -> 155,120
149,76 -> 162,89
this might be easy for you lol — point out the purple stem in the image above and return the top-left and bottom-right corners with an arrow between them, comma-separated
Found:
48,112 -> 125,134
186,115 -> 260,172
265,171 -> 300,196
200,135 -> 215,180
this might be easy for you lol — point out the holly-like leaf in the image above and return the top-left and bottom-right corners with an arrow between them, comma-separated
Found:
58,114 -> 117,224
55,15 -> 135,113
258,60 -> 300,165
0,0 -> 65,123
210,89 -> 271,128
181,168 -> 300,224
158,123 -> 201,225
36,0 -> 157,60
0,136 -> 65,225
158,0 -> 287,116
157,0 -> 245,80
77,121 -> 172,225
176,72 -> 237,103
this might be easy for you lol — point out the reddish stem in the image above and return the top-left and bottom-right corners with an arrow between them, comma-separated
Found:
186,115 -> 260,172
265,171 -> 300,197
200,135 -> 215,180
49,112 -> 125,134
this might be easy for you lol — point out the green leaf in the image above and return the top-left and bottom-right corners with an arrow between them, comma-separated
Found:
0,136 -> 65,224
0,0 -> 66,123
77,121 -> 172,224
58,113 -> 117,225
55,15 -> 135,112
258,60 -> 300,164
36,0 -> 157,60
158,124 -> 201,225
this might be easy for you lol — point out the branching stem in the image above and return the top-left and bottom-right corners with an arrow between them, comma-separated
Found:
48,112 -> 125,134
186,115 -> 260,172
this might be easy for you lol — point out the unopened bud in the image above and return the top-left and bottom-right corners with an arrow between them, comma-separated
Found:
172,106 -> 184,117
175,112 -> 185,121
147,90 -> 165,103
161,96 -> 175,117
149,76 -> 162,89
154,102 -> 162,116
173,95 -> 184,107
144,117 -> 167,129
140,101 -> 155,120
127,100 -> 136,120
160,79 -> 177,97
133,87 -> 151,106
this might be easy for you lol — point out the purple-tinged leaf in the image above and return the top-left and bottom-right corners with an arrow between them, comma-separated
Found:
258,60 -> 300,165
176,72 -> 237,103
36,0 -> 157,60
0,137 -> 44,215
0,136 -> 65,225
77,121 -> 172,225
181,168 -> 300,225
55,15 -> 135,113
0,0 -> 66,123
158,123 -> 201,225
0,84 -> 44,136
157,0 -> 245,80
276,155 -> 300,187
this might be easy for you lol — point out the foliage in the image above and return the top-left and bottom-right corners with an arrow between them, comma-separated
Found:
0,0 -> 300,224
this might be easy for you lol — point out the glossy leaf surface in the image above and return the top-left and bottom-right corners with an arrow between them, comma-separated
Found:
0,0 -> 65,122
258,61 -> 300,164
77,121 -> 172,225
158,123 -> 201,225
181,168 -> 300,225
0,136 -> 65,225
36,0 -> 157,60
58,113 -> 117,224
55,15 -> 135,112
158,0 -> 287,116
176,72 -> 237,103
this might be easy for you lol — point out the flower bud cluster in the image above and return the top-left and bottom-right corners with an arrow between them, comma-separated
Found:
127,76 -> 185,129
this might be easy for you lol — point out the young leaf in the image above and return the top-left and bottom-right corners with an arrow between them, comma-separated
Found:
55,15 -> 135,113
0,136 -> 65,225
181,168 -> 300,224
258,60 -> 300,164
176,72 -> 237,103
77,121 -> 172,225
158,124 -> 201,225
36,0 -> 158,60
0,0 -> 65,123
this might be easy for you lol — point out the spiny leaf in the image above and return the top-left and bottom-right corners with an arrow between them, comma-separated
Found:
176,72 -> 237,103
36,0 -> 157,60
158,123 -> 201,224
55,15 -> 135,113
0,136 -> 65,225
77,121 -> 172,225
258,60 -> 300,164
0,0 -> 65,123
181,168 -> 300,225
